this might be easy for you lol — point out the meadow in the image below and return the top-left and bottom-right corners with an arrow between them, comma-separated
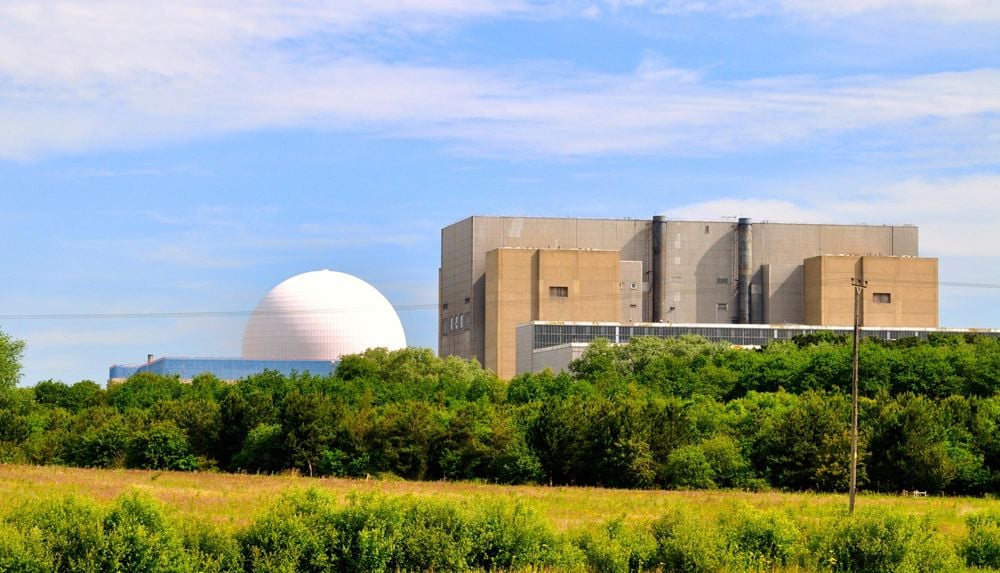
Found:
1,463 -> 998,572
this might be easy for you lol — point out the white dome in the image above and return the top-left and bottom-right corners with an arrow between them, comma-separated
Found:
242,270 -> 406,361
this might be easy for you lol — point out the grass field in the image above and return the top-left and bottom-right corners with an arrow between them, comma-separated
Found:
0,462 -> 992,542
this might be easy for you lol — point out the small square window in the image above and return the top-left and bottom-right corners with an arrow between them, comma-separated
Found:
464,297 -> 471,304
704,225 -> 710,234
873,292 -> 891,304
717,303 -> 728,311
630,282 -> 637,290
550,286 -> 569,297
443,303 -> 449,310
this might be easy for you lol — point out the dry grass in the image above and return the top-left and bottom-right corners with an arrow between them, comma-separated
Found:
0,463 -> 991,539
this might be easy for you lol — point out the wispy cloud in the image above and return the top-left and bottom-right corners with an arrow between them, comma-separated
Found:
0,2 -> 998,161
596,0 -> 1000,22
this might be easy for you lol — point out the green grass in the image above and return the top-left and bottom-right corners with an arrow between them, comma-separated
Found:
0,463 -> 995,571
0,463 -> 991,534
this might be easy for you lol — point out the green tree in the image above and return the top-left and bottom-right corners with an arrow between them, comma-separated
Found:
754,391 -> 856,491
126,421 -> 197,471
0,328 -> 25,392
281,391 -> 336,476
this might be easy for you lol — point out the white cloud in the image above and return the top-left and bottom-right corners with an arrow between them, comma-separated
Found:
664,174 -> 1000,257
0,2 -> 999,160
600,0 -> 1000,21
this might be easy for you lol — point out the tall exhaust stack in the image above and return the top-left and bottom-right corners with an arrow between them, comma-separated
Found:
737,217 -> 752,324
651,215 -> 668,322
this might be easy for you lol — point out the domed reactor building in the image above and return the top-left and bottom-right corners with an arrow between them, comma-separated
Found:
109,271 -> 406,384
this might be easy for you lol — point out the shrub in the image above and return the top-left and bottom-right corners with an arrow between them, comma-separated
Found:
721,505 -> 801,570
176,519 -> 241,573
0,522 -> 50,573
4,493 -> 194,573
332,494 -> 470,572
664,445 -> 716,489
575,517 -> 656,573
815,510 -> 960,572
238,489 -> 338,573
961,510 -> 1000,568
466,498 -> 571,570
651,506 -> 724,572
5,495 -> 107,571
699,435 -> 753,489
127,421 -> 198,471
232,423 -> 286,473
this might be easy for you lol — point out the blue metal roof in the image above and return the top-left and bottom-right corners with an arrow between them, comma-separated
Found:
109,356 -> 336,382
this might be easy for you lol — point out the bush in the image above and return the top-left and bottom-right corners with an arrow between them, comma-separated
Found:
0,522 -> 50,573
127,421 -> 198,471
721,505 -> 801,570
466,498 -> 571,570
651,506 -> 724,572
699,435 -> 753,489
961,510 -> 1000,568
3,493 -> 200,573
575,517 -> 656,573
232,423 -> 286,473
815,510 -> 960,572
239,489 -> 338,572
664,445 -> 716,489
5,495 -> 108,571
241,489 -> 578,572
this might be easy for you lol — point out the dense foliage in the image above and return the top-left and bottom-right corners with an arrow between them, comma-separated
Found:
3,333 -> 1000,494
0,488 -> 990,572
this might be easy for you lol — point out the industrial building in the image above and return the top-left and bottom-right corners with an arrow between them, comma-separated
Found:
439,215 -> 938,379
108,356 -> 336,384
109,270 -> 406,384
515,322 -> 1000,376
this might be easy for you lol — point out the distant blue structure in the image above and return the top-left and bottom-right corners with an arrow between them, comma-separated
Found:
109,356 -> 336,384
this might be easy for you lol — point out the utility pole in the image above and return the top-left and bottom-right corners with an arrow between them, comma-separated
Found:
850,278 -> 867,515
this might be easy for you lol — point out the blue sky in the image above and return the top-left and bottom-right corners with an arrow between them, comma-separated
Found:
2,0 -> 1000,384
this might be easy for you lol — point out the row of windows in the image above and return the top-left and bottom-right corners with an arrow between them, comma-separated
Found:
443,313 -> 468,333
530,324 -> 1000,350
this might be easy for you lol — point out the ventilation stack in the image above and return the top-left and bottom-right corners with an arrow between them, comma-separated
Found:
737,217 -> 752,324
651,215 -> 668,322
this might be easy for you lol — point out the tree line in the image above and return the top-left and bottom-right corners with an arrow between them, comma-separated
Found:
2,332 -> 1000,494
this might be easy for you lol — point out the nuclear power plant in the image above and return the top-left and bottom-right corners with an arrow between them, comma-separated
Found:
109,270 -> 406,383
439,215 -> 953,378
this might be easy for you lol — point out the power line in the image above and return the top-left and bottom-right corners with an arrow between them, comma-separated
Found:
1,280 -> 997,322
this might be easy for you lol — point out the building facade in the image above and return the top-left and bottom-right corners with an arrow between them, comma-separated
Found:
440,215 -> 932,379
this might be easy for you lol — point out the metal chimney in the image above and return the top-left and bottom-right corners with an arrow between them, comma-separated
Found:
651,215 -> 668,322
737,218 -> 753,324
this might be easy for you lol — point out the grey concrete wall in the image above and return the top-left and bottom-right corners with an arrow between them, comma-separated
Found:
448,216 -> 650,364
753,223 -> 918,324
663,220 -> 738,324
439,218 -> 474,360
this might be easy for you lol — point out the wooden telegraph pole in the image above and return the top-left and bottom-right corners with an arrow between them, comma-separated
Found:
850,278 -> 867,514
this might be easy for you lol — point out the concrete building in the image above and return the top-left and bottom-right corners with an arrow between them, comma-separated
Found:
804,255 -> 938,327
440,215 -> 935,379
